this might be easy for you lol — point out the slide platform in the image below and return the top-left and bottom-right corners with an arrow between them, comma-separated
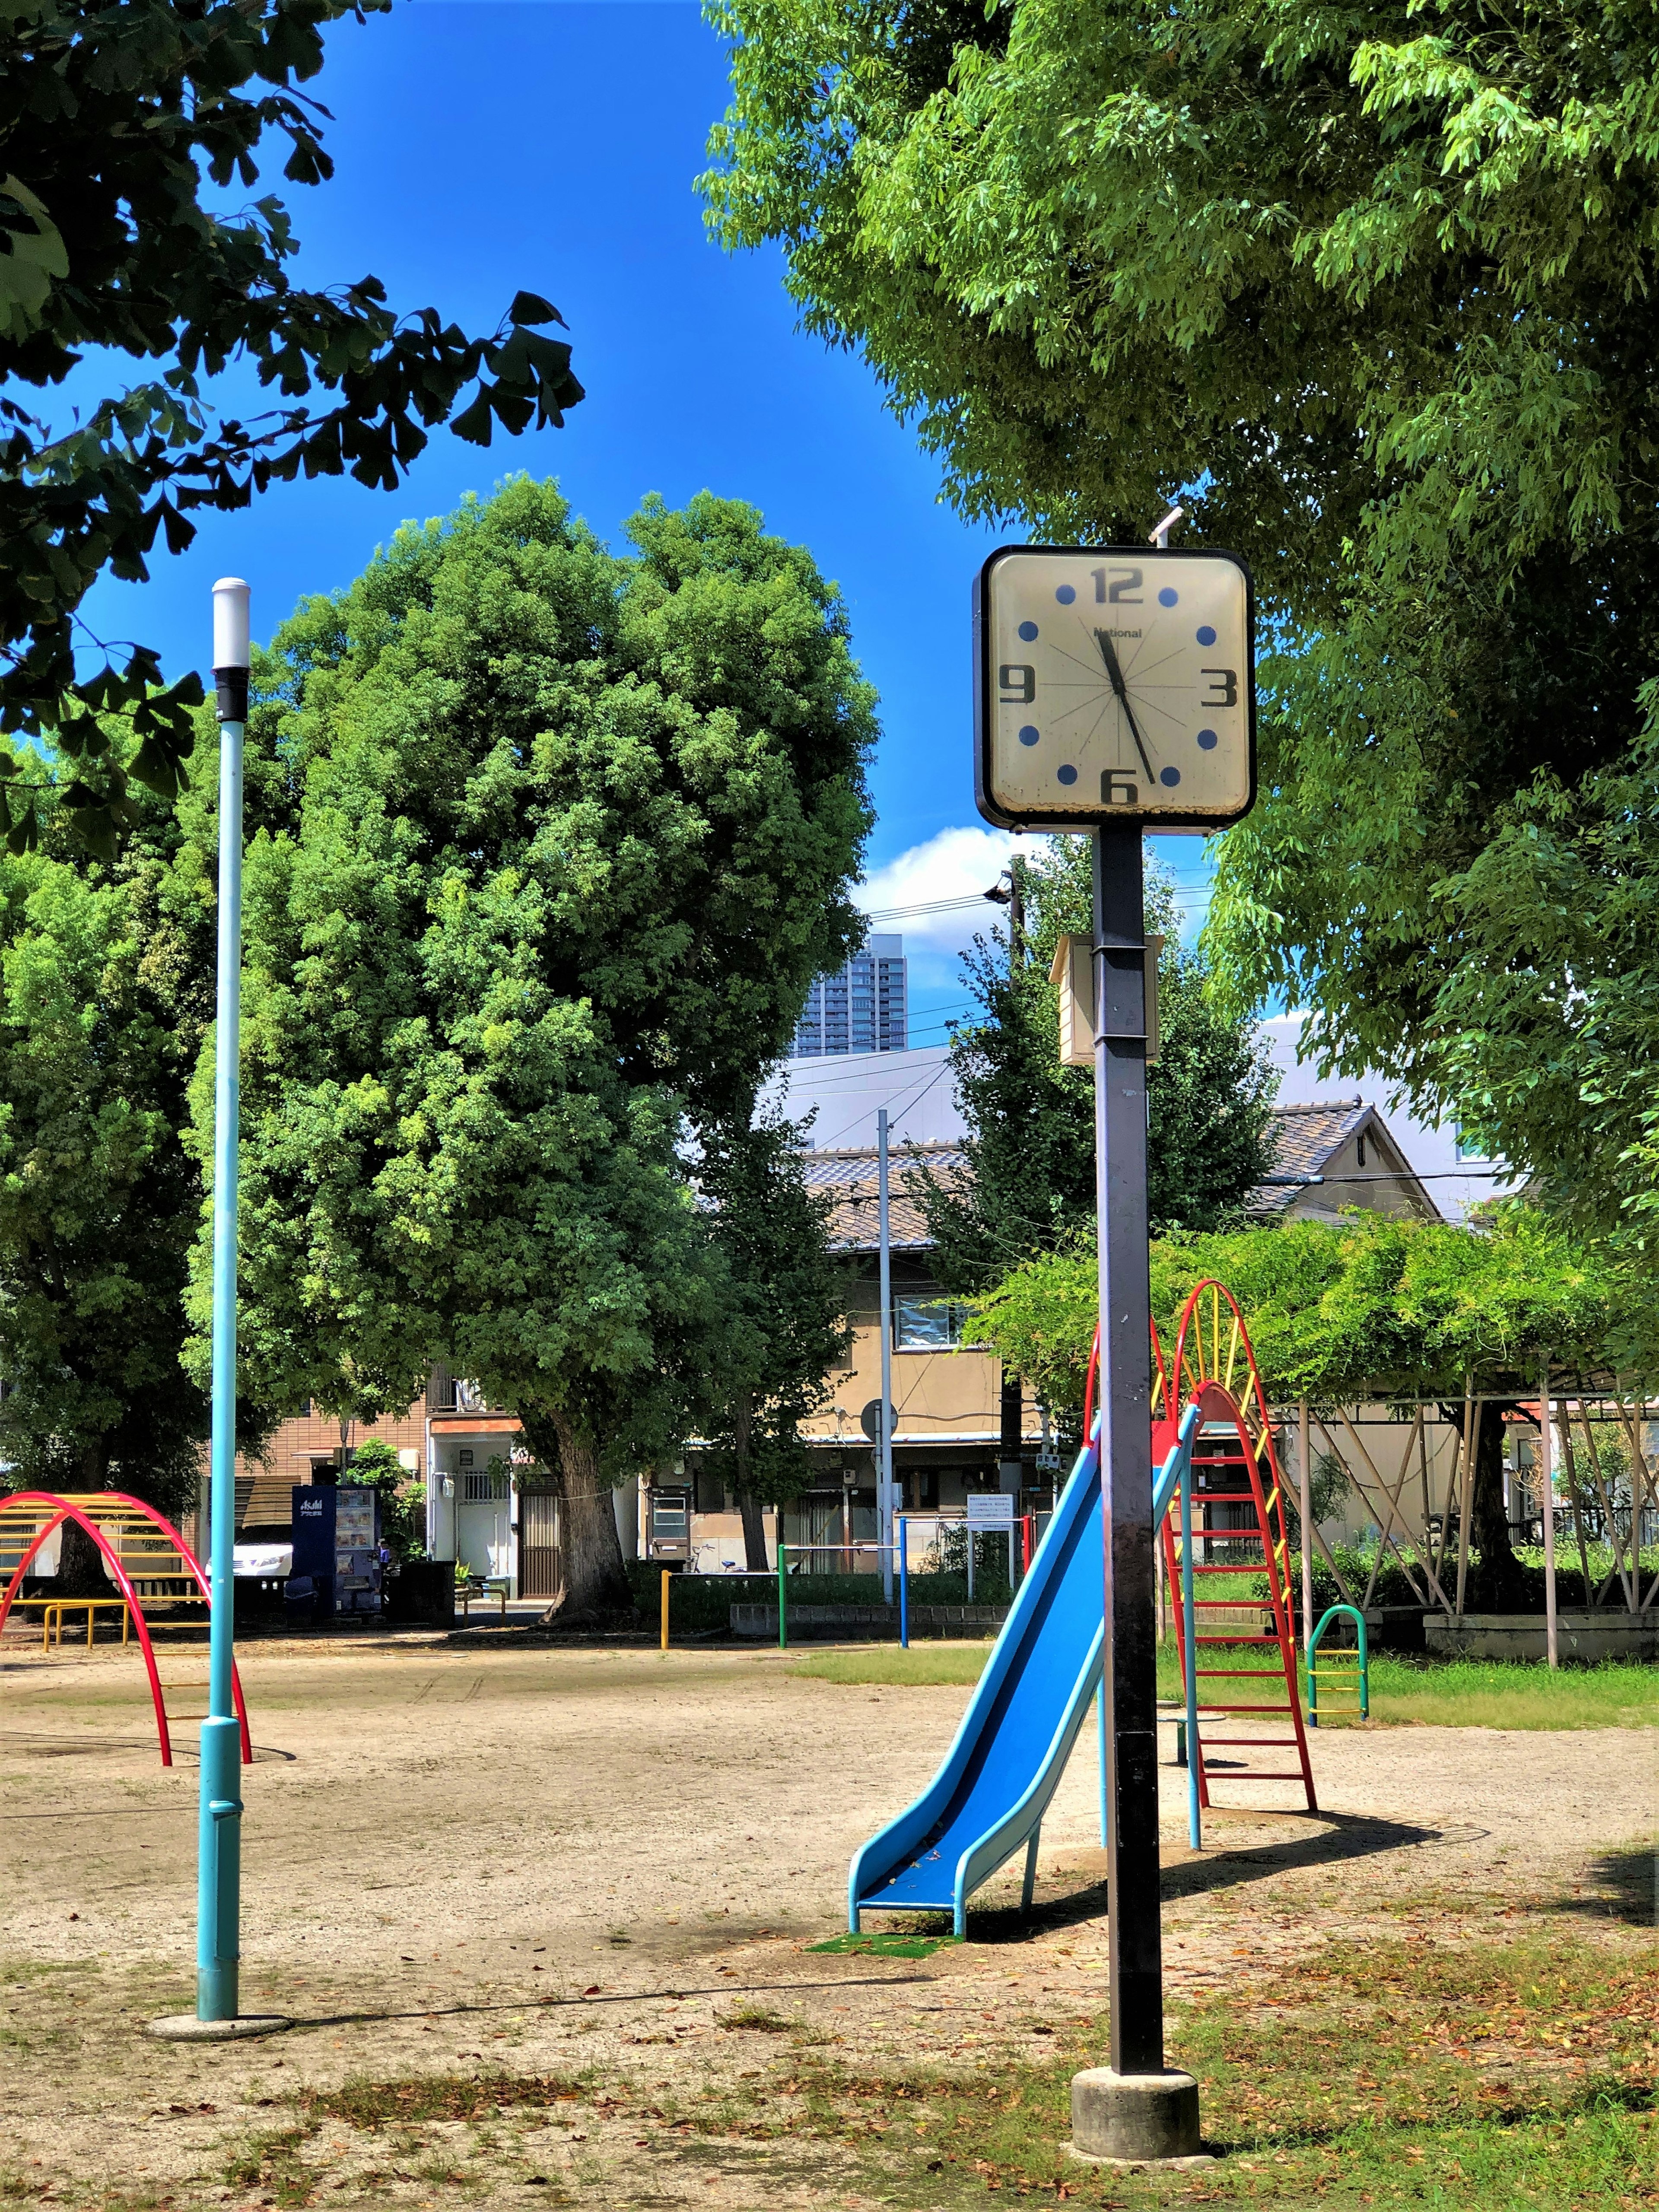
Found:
849,1406 -> 1197,1938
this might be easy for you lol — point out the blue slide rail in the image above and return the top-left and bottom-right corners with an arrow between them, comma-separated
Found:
849,1406 -> 1198,1939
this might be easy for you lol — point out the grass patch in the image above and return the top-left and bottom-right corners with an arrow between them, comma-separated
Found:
718,2004 -> 794,2031
776,1931 -> 1657,2206
298,2070 -> 583,2129
1358,1654 -> 1659,1732
807,1930 -> 956,1959
222,2122 -> 317,2208
792,1639 -> 1659,1729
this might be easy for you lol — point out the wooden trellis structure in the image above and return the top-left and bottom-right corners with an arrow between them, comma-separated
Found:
1277,1379 -> 1659,1635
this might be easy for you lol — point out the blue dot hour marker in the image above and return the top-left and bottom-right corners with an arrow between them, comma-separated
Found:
1056,763 -> 1078,785
1158,587 -> 1178,607
1018,620 -> 1038,642
1018,725 -> 1039,747
1196,727 -> 1218,750
1196,624 -> 1217,646
1055,585 -> 1076,605
1160,766 -> 1181,788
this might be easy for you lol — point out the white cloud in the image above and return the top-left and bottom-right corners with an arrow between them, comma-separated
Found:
855,825 -> 1020,953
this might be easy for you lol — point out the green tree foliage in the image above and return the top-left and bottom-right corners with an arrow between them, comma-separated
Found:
703,0 -> 1659,1230
694,1106 -> 853,1569
208,479 -> 875,1618
976,1209 -> 1643,1601
921,838 -> 1277,1290
0,0 -> 582,855
0,769 -> 216,1518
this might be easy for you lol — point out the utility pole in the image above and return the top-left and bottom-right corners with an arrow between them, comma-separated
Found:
877,1107 -> 896,1603
991,859 -> 1027,1501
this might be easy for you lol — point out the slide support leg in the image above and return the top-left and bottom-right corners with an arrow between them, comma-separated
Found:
1022,1825 -> 1041,1913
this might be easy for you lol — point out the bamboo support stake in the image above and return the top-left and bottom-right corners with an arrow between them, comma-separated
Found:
1576,1406 -> 1636,1612
1455,1387 -> 1478,1621
1556,1401 -> 1595,1605
1329,1407 -> 1446,1613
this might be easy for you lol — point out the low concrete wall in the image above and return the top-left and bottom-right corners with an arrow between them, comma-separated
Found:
1424,1611 -> 1658,1662
731,1602 -> 1008,1642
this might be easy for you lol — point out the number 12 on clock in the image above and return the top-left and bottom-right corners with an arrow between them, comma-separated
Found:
973,543 -> 1256,831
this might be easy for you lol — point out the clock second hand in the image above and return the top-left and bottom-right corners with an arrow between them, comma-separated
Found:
1093,627 -> 1156,780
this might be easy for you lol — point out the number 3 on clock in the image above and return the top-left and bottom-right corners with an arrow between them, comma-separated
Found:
1200,667 -> 1238,707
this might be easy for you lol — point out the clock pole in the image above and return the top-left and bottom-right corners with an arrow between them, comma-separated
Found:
1069,820 -> 1202,2161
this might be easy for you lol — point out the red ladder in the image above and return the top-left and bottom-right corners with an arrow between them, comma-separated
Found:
1160,1374 -> 1317,1815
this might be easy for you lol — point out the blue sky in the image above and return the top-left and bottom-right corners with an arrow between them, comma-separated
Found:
77,1 -> 1214,1039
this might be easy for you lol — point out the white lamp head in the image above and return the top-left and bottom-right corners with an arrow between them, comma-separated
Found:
212,578 -> 251,721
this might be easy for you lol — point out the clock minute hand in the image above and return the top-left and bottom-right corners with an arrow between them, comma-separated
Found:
1094,627 -> 1155,780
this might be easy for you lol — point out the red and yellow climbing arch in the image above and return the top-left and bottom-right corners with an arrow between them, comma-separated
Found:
0,1492 -> 251,1767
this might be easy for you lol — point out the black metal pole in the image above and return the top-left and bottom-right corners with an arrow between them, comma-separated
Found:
1093,822 -> 1163,2076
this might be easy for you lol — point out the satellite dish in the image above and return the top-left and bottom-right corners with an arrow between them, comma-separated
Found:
859,1398 -> 898,1444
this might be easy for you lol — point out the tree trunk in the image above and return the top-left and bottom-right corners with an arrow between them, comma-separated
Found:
738,1490 -> 770,1573
520,1409 -> 634,1625
56,1439 -> 112,1594
732,1393 -> 769,1572
1455,1400 -> 1527,1609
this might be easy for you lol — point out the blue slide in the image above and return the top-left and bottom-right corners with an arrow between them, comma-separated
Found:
849,1406 -> 1198,1938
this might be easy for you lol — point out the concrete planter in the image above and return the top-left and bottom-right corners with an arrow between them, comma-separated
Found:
1424,1611 -> 1658,1662
731,1601 -> 1008,1642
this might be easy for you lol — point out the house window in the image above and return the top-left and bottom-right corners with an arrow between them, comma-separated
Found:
894,1295 -> 981,1351
463,1469 -> 509,1501
1355,1133 -> 1367,1168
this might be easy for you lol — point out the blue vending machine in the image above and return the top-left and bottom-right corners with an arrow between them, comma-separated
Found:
287,1484 -> 384,1622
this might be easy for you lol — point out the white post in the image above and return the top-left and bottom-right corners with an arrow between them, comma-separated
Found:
1540,1361 -> 1558,1670
877,1107 -> 896,1604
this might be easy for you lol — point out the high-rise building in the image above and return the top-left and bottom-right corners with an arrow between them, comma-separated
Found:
791,934 -> 908,1057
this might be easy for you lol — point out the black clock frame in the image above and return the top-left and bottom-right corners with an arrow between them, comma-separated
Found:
973,542 -> 1258,833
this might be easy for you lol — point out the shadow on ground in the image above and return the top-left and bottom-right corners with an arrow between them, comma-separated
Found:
1565,1843 -> 1657,1928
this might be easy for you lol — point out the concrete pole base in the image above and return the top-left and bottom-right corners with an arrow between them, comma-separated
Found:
147,2013 -> 292,2042
1070,2067 -> 1206,2165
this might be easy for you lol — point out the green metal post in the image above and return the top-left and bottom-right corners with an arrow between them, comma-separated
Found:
777,1538 -> 787,1651
199,578 -> 249,2022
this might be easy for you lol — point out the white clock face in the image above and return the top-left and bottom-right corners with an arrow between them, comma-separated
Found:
977,546 -> 1255,827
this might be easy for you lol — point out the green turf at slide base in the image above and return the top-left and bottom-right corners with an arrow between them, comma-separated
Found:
807,1931 -> 957,1959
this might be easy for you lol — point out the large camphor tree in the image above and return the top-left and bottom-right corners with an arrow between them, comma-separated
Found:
0,0 -> 582,855
704,0 -> 1659,1232
207,479 -> 874,1619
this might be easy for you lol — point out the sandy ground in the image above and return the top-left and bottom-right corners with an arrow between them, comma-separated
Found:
0,1630 -> 1653,2209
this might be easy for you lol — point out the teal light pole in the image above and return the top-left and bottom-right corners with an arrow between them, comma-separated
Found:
198,575 -> 250,2022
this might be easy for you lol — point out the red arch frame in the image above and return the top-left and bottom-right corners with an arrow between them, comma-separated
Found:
0,1491 -> 251,1768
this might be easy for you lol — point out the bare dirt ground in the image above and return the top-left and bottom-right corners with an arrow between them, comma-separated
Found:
0,1630 -> 1653,2211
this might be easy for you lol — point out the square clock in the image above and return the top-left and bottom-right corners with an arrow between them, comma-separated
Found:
974,543 -> 1256,830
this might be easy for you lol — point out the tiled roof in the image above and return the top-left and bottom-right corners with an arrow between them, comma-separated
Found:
1246,1100 -> 1371,1217
806,1101 -> 1430,1250
802,1142 -> 968,1252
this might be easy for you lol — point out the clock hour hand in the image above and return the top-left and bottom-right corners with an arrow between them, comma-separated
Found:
1094,628 -> 1155,780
